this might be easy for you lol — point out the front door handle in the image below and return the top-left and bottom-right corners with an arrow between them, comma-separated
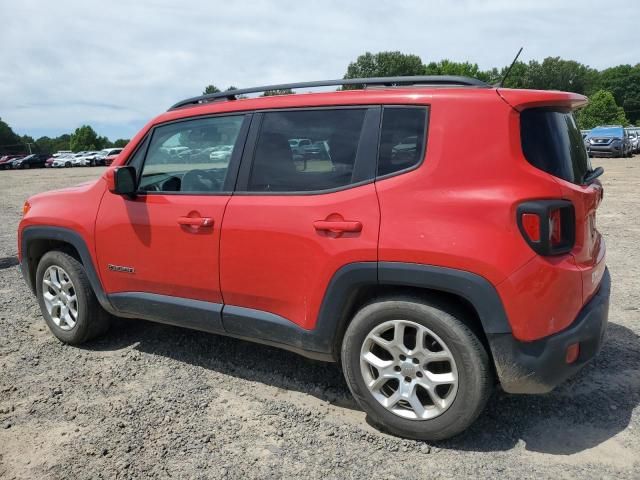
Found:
177,216 -> 214,228
313,220 -> 362,233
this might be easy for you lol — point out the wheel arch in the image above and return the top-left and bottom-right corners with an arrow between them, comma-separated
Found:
20,226 -> 114,313
318,262 -> 511,360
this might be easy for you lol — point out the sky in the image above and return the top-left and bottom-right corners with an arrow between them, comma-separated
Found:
1,0 -> 638,141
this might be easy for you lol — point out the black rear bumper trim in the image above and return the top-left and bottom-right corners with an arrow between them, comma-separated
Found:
488,267 -> 610,394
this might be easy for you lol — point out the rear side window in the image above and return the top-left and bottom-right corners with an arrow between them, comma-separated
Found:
520,108 -> 591,185
248,109 -> 367,192
377,107 -> 428,177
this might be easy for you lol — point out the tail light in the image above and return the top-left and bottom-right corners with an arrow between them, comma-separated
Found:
517,200 -> 575,255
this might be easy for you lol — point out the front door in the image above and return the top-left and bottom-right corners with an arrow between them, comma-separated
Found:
95,114 -> 250,305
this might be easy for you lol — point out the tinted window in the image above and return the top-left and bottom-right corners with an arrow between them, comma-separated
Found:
521,108 -> 591,185
139,115 -> 244,193
248,109 -> 367,192
377,107 -> 428,177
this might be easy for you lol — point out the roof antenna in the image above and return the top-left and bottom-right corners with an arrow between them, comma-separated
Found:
497,47 -> 523,88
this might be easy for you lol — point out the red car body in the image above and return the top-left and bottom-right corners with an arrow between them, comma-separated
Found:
18,82 -> 609,397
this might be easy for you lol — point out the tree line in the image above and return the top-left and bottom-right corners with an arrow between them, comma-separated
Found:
3,51 -> 638,155
206,52 -> 640,129
0,122 -> 129,155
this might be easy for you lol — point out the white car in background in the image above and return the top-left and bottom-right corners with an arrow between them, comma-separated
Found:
72,151 -> 102,166
96,148 -> 123,165
51,154 -> 76,168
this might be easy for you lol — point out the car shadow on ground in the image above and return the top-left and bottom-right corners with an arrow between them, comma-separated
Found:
84,319 -> 639,455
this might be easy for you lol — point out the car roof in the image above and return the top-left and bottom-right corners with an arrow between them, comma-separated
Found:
151,86 -> 586,127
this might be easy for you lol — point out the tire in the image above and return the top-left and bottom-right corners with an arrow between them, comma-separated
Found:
341,297 -> 493,441
65,161 -> 71,168
35,250 -> 110,344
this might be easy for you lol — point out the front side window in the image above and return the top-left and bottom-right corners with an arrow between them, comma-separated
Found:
377,107 -> 428,177
138,115 -> 244,193
247,109 -> 367,192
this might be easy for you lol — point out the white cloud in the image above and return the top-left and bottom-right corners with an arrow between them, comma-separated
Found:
0,0 -> 637,139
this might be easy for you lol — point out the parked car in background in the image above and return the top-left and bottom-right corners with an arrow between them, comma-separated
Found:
53,150 -> 72,157
96,148 -> 123,166
103,151 -> 122,166
0,155 -> 26,170
68,152 -> 91,167
46,153 -> 74,167
625,128 -> 639,153
11,154 -> 50,169
51,155 -> 76,168
208,145 -> 233,162
587,125 -> 632,157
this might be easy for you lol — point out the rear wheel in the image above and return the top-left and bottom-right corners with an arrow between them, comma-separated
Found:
36,250 -> 110,344
341,298 -> 493,441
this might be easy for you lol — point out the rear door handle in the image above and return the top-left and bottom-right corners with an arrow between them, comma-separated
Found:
313,220 -> 362,233
177,216 -> 214,228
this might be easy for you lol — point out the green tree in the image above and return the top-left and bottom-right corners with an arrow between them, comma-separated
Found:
343,51 -> 425,89
526,57 -> 598,95
111,138 -> 129,148
598,65 -> 640,124
69,125 -> 105,152
261,89 -> 294,96
576,90 -> 628,129
0,117 -> 23,154
424,60 -> 493,82
203,85 -> 221,95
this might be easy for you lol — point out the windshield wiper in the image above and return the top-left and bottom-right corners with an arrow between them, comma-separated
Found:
583,166 -> 604,184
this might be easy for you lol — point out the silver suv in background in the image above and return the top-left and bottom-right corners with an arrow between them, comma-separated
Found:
588,125 -> 632,158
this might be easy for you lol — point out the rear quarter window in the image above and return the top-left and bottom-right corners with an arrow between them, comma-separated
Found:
520,108 -> 591,185
377,107 -> 428,177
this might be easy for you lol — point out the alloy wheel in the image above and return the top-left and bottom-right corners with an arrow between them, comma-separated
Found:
360,319 -> 458,420
42,265 -> 78,331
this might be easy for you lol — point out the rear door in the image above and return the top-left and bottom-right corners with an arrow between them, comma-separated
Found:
219,107 -> 381,333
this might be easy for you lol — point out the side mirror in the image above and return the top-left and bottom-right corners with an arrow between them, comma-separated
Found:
109,166 -> 137,196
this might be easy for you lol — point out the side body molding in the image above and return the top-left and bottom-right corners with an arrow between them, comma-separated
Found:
20,232 -> 511,362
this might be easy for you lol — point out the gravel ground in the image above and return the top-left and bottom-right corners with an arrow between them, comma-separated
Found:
0,161 -> 638,479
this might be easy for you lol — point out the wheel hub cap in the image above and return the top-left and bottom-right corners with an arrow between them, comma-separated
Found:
360,319 -> 459,420
42,265 -> 78,331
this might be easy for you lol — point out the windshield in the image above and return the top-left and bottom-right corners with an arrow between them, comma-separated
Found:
590,126 -> 624,138
520,108 -> 592,185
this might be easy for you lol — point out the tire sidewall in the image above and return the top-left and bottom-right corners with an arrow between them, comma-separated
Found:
341,300 -> 491,440
35,251 -> 92,343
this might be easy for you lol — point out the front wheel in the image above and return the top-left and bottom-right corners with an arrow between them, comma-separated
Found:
341,298 -> 493,441
36,250 -> 110,344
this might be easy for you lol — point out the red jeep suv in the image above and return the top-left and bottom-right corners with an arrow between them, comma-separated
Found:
18,76 -> 610,440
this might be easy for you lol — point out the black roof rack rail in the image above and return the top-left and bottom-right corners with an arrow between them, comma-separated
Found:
169,75 -> 489,110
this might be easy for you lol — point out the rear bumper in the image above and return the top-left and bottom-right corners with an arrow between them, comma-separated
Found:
488,267 -> 610,394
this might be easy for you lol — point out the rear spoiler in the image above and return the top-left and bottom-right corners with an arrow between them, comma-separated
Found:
497,89 -> 588,112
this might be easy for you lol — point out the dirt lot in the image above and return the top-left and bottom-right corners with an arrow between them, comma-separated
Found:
0,161 -> 638,479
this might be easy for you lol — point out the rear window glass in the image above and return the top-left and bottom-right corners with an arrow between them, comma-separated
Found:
377,107 -> 428,177
520,108 -> 591,185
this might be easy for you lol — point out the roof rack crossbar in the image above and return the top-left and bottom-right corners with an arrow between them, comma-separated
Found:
169,75 -> 489,110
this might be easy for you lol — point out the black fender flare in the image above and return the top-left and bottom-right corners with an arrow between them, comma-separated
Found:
20,226 -> 115,314
315,261 -> 511,358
